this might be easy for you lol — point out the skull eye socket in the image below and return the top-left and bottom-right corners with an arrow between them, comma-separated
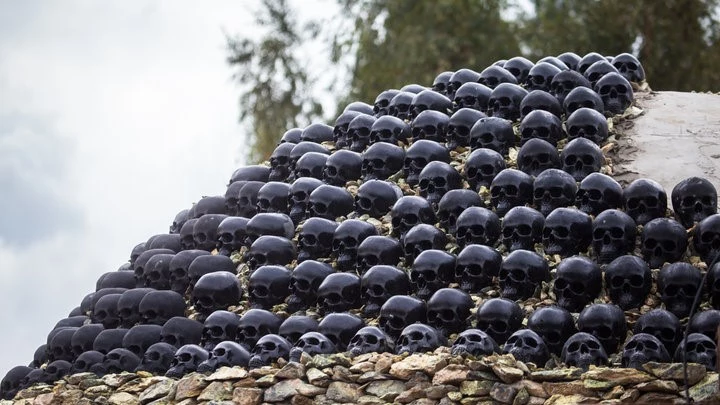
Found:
178,353 -> 193,362
510,269 -> 527,280
293,191 -> 308,201
163,335 -> 177,346
301,234 -> 317,245
544,331 -> 560,344
403,214 -> 419,226
662,240 -> 677,251
365,335 -> 379,344
209,326 -> 224,337
421,271 -> 436,282
554,278 -> 568,289
312,203 -> 328,214
644,339 -> 658,350
610,276 -> 625,288
479,165 -> 495,175
610,227 -> 625,238
220,233 -> 234,243
553,227 -> 569,238
516,224 -> 532,236
409,331 -> 424,340
570,282 -> 586,294
586,340 -> 600,350
567,342 -> 580,352
258,199 -> 271,209
252,286 -> 269,298
504,185 -> 518,197
594,326 -> 612,339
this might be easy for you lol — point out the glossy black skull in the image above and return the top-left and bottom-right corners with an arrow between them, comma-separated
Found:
608,54 -> 644,84
694,214 -> 720,263
464,148 -> 506,192
369,115 -> 411,147
294,152 -> 329,181
179,219 -> 199,250
297,217 -> 338,263
192,271 -> 242,320
191,195 -> 228,219
549,70 -> 591,106
426,288 -> 473,337
554,256 -> 601,312
136,342 -> 176,374
200,310 -> 240,351
246,236 -> 295,271
301,122 -> 333,144
361,265 -> 410,318
501,206 -> 544,252
93,293 -> 122,329
134,249 -> 175,287
517,139 -> 560,177
187,254 -> 235,290
289,332 -> 337,361
503,56 -> 534,83
42,360 -> 72,383
469,117 -> 515,156
561,332 -> 608,370
71,350 -> 105,375
576,172 -> 623,216
161,316 -> 203,348
334,110 -> 363,148
288,142 -> 330,181
324,150 -> 362,186
566,108 -> 608,145
437,189 -> 484,234
432,72 -> 453,96
307,185 -> 355,221
71,324 -> 104,358
130,242 -> 147,268
103,348 -> 141,374
447,109 -> 486,152
390,196 -> 436,238
165,344 -> 209,378
563,86 -> 604,116
708,263 -> 720,309
672,177 -> 718,229
355,180 -> 401,219
347,326 -> 394,357
455,207 -> 501,248
542,207 -> 592,257
32,344 -> 48,368
403,223 -> 447,264
476,298 -> 524,345
499,250 -> 549,301
248,265 -> 291,310
235,181 -> 264,219
503,329 -> 550,366
410,90 -> 452,119
249,334 -> 292,368
577,52 -> 605,74
345,101 -> 374,115
490,168 -> 534,217
487,83 -> 528,121
526,62 -> 561,92
333,219 -> 378,271
269,143 -> 295,182
374,89 -> 401,117
411,250 -> 456,301
356,236 -> 403,275
122,324 -> 161,359
411,110 -> 449,143
577,304 -> 627,355
623,178 -> 668,226
451,329 -> 499,357
478,65 -> 518,89
533,169 -> 577,216
139,290 -> 186,327
592,209 -> 637,264
318,312 -> 365,351
622,333 -> 670,370
361,142 -> 405,181
583,60 -> 619,89
404,140 -> 450,186
641,218 -> 688,269
287,260 -> 334,312
192,214 -> 228,252
452,85 -> 491,117
379,295 -> 426,340
519,110 -> 564,147
446,68 -> 481,99
634,309 -> 681,356
528,306 -> 577,355
318,272 -> 362,314
689,310 -> 720,340
658,262 -> 702,319
146,233 -> 182,253
168,251 -> 211,294
561,138 -> 603,182
237,309 -> 282,351
595,72 -> 633,115
674,333 -> 716,371
279,316 -> 319,346
229,165 -> 270,184
216,218 -> 249,257
556,52 -> 581,71
117,288 -> 154,328
388,91 -> 414,121
455,244 -> 501,294
396,323 -> 445,355
143,253 -> 176,290
93,329 -> 130,355
289,177 -> 323,225
519,90 -> 562,121
256,182 -> 291,215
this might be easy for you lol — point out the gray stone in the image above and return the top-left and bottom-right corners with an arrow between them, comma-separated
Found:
364,380 -> 405,401
325,381 -> 361,403
139,379 -> 176,403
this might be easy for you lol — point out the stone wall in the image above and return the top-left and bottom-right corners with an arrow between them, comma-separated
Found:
6,350 -> 719,404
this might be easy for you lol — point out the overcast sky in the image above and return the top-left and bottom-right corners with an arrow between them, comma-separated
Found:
0,0 -> 332,377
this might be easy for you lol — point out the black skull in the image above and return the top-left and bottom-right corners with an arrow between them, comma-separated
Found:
634,309 -> 682,356
501,206 -> 544,252
347,326 -> 394,357
170,251 -> 212,295
48,327 -> 78,363
469,117 -> 515,156
146,233 -> 182,253
411,110 -> 449,143
161,316 -> 203,348
361,142 -> 405,181
245,236 -> 296,271
279,316 -> 319,346
332,219 -> 378,272
641,218 -> 688,268
93,329 -> 130,355
249,334 -> 292,368
533,169 -> 577,216
71,324 -> 105,358
451,329 -> 499,358
455,207 -> 501,248
139,291 -> 186,326
93,293 -> 122,329
519,90 -> 562,120
355,180 -> 402,219
324,150 -> 363,186
623,178 -> 668,226
396,323 -> 446,355
297,217 -> 338,263
432,72 -> 453,96
503,56 -> 534,83
455,244 -> 501,294
658,262 -> 702,319
452,85 -> 491,116
404,140 -> 450,187
71,350 -> 105,375
200,310 -> 240,351
388,91 -> 414,121
519,110 -> 564,147
229,165 -> 270,184
402,223 -> 448,264
410,90 -> 452,119
216,217 -> 249,257
269,143 -> 295,182
318,272 -> 362,314
612,53 -> 646,83
447,68 -> 481,99
475,298 -> 524,345
301,122 -> 334,144
437,190 -> 484,234
621,333 -> 670,370
187,255 -> 235,291
248,265 -> 291,310
307,185 -> 355,221
447,109 -> 487,152
671,177 -> 718,229
390,196 -> 436,238
193,214 -> 228,252
690,310 -> 720,340
356,236 -> 403,275
499,250 -> 549,301
192,271 -> 243,320
577,52 -> 606,74
566,108 -> 608,145
237,309 -> 282,351
318,312 -> 365,351
289,142 -> 330,181
374,89 -> 401,117
487,83 -> 528,121
1,366 -> 32,400
674,333 -> 717,371
130,242 -> 147,268
577,304 -> 627,355
478,65 -> 518,89
256,182 -> 291,215
369,115 -> 412,147
165,344 -> 209,378
345,101 -> 374,115
191,195 -> 227,218
708,263 -> 720,309
289,332 -> 337,361
143,253 -> 175,290
117,288 -> 154,328
136,342 -> 176,374
553,256 -> 602,312
517,138 -> 561,177
563,86 -> 604,116
410,250 -> 456,301
576,172 -> 623,216
526,62 -> 561,92
134,249 -> 175,287
122,324 -> 162,359
557,52 -> 581,71
543,208 -> 592,257
503,329 -> 550,366
561,332 -> 608,371
490,169 -> 534,217
561,138 -> 603,182
294,152 -> 329,180
103,348 -> 141,374
334,110 -> 363,148
41,360 -> 72,383
426,288 -> 473,338
287,260 -> 334,312
595,72 -> 634,115
549,70 -> 591,106
693,214 -> 720,263
464,148 -> 506,191
179,219 -> 199,250
527,306 -> 577,355
289,177 -> 323,225
361,265 -> 411,318
379,295 -> 426,340
592,209 -> 637,264
584,60 -> 619,88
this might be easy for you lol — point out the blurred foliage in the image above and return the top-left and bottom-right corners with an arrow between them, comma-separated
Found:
227,0 -> 720,163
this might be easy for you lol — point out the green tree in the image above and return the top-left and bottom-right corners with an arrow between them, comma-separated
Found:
226,0 -> 323,163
